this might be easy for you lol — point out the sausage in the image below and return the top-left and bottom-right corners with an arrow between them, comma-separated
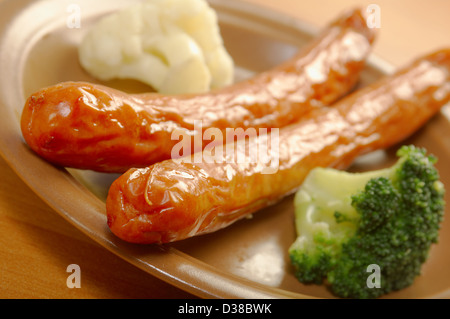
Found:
21,8 -> 376,173
105,49 -> 450,244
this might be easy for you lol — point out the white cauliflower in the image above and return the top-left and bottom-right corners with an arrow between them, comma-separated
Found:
78,0 -> 234,94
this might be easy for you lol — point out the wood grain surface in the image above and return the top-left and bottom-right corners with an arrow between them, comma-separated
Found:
0,0 -> 449,299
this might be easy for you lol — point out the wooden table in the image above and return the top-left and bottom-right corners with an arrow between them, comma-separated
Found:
1,0 -> 449,298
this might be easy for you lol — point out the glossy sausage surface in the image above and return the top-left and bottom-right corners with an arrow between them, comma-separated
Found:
106,49 -> 450,244
21,8 -> 375,173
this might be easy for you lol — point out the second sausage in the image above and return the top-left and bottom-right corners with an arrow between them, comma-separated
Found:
21,8 -> 376,173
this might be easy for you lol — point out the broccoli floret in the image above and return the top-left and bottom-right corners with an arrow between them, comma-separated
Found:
288,145 -> 445,299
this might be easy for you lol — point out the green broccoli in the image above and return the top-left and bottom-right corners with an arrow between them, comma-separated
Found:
288,145 -> 445,299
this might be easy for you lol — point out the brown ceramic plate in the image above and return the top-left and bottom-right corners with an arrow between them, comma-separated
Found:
0,0 -> 449,299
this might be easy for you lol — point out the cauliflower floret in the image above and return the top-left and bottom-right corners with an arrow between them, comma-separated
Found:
78,0 -> 234,94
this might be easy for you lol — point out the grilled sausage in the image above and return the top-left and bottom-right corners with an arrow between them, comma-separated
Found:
106,49 -> 450,244
21,8 -> 375,173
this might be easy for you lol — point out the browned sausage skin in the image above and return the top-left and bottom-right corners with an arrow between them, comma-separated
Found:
106,49 -> 450,244
21,8 -> 376,173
